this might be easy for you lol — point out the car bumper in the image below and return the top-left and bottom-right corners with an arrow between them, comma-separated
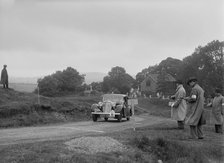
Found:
91,112 -> 120,115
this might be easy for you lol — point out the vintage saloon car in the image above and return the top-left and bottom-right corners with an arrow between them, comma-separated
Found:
91,94 -> 132,122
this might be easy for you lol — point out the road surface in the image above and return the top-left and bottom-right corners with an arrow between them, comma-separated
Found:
0,114 -> 174,146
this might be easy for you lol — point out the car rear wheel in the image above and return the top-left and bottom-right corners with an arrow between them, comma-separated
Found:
92,114 -> 98,122
104,117 -> 108,121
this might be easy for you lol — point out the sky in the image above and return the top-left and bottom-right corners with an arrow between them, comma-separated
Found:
0,0 -> 223,78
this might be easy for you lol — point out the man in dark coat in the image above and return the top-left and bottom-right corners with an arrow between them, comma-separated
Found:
185,77 -> 206,139
1,65 -> 8,89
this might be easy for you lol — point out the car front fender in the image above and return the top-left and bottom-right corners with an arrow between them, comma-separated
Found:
91,104 -> 101,112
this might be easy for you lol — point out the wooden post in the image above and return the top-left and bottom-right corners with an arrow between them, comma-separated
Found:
128,98 -> 138,131
132,102 -> 135,131
37,86 -> 40,105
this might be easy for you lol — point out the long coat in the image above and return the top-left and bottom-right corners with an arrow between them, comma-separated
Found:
1,68 -> 8,84
171,85 -> 187,121
185,84 -> 206,126
211,95 -> 224,125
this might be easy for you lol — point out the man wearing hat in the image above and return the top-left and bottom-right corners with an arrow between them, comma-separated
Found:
185,77 -> 206,139
1,65 -> 8,89
207,88 -> 224,133
170,80 -> 187,129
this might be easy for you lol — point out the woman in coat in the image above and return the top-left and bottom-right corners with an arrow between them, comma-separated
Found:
185,77 -> 206,139
170,80 -> 187,129
208,88 -> 224,133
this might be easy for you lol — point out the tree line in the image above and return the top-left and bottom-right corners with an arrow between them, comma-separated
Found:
36,40 -> 223,97
136,40 -> 223,97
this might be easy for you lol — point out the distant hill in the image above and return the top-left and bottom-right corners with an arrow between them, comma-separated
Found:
9,83 -> 37,93
6,72 -> 106,93
9,72 -> 107,86
10,76 -> 39,84
83,72 -> 107,84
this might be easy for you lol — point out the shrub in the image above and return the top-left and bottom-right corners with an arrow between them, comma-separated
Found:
0,102 -> 33,118
36,67 -> 84,97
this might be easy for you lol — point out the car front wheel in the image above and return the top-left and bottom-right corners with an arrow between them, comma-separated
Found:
92,114 -> 98,122
117,114 -> 122,122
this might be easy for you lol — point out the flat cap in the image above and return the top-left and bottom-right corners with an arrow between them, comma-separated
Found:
187,77 -> 197,85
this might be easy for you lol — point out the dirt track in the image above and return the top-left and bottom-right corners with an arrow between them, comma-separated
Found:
0,114 -> 174,146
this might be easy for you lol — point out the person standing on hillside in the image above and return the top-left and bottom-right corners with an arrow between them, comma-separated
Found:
207,88 -> 224,134
185,77 -> 206,139
170,80 -> 187,129
1,65 -> 8,89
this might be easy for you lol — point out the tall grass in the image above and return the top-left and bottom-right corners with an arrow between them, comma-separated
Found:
0,98 -> 95,128
131,136 -> 210,163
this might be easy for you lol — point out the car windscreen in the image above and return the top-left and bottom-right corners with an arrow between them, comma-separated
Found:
103,94 -> 125,103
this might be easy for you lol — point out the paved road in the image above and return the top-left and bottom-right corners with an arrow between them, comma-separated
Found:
0,114 -> 174,146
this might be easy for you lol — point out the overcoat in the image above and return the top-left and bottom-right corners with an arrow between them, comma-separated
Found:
171,85 -> 187,121
1,68 -> 8,84
185,84 -> 206,126
211,95 -> 224,125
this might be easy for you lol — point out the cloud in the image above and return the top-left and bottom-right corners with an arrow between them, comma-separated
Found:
0,0 -> 223,77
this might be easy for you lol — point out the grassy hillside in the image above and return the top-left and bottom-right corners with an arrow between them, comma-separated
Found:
0,88 -> 100,128
0,88 -> 148,128
0,89 -> 211,128
0,89 -> 183,128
